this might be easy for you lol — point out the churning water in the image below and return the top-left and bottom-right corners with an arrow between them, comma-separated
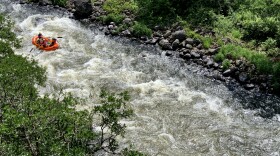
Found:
1,1 -> 280,155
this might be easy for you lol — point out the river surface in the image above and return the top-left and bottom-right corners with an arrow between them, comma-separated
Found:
1,1 -> 280,155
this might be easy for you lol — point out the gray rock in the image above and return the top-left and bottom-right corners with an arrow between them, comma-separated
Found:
244,84 -> 255,90
190,51 -> 201,58
185,38 -> 194,45
150,37 -> 159,45
172,39 -> 180,50
121,30 -> 131,37
159,39 -> 172,50
184,54 -> 192,59
208,48 -> 219,55
185,44 -> 193,49
206,59 -> 214,67
171,30 -> 186,41
238,72 -> 248,83
153,32 -> 163,37
123,18 -> 132,25
223,69 -> 232,77
163,30 -> 172,38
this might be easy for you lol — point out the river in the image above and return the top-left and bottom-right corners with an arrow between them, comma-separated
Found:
1,1 -> 280,155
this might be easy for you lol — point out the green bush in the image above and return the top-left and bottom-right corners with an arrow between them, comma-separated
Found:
103,0 -> 138,14
201,37 -> 213,49
131,22 -> 152,37
272,63 -> 280,92
214,52 -> 225,62
101,13 -> 125,25
0,14 -> 21,48
51,0 -> 67,7
222,59 -> 231,70
261,38 -> 277,51
251,53 -> 272,74
218,44 -> 253,60
135,0 -> 176,26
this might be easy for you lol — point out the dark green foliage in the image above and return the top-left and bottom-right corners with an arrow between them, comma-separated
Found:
0,94 -> 96,155
222,59 -> 231,70
0,14 -> 21,48
51,0 -> 67,7
131,22 -> 152,37
251,53 -> 272,74
101,13 -> 125,25
135,0 -> 176,26
272,63 -> 280,92
93,90 -> 133,153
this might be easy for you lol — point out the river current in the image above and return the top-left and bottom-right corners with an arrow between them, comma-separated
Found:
1,1 -> 280,155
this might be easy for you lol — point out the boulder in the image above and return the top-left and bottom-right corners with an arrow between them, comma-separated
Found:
72,0 -> 93,19
159,39 -> 172,50
171,30 -> 186,41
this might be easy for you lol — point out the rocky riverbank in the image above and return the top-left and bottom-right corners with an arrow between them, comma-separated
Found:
17,0 -> 277,97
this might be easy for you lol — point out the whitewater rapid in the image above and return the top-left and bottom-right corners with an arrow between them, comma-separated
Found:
1,1 -> 280,155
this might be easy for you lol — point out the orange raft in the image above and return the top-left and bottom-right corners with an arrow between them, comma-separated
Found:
32,36 -> 59,51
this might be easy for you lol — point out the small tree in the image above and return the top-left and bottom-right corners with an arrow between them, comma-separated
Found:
93,90 -> 133,153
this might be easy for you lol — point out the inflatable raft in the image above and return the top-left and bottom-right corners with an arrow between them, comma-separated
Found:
32,36 -> 59,51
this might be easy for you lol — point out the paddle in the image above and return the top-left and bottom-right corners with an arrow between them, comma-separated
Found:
30,48 -> 33,52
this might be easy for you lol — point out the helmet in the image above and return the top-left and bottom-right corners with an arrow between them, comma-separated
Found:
38,33 -> 42,37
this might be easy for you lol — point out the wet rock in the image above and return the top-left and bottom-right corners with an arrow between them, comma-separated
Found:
190,51 -> 200,58
185,38 -> 194,45
123,18 -> 132,25
171,30 -> 186,41
244,84 -> 255,90
208,48 -> 219,55
165,51 -> 173,56
213,71 -> 225,81
206,59 -> 214,67
213,62 -> 219,69
223,69 -> 232,77
184,53 -> 191,59
159,39 -> 172,50
153,32 -> 163,37
238,72 -> 248,83
148,37 -> 159,45
172,39 -> 180,50
197,44 -> 203,49
185,44 -> 192,49
121,29 -> 131,37
163,30 -> 172,38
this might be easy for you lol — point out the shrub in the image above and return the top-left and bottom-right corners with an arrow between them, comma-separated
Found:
214,52 -> 225,62
261,38 -> 277,51
101,13 -> 125,25
201,37 -> 212,49
251,53 -> 272,74
131,22 -> 152,37
222,59 -> 231,70
51,0 -> 67,7
272,63 -> 280,93
135,0 -> 176,26
103,0 -> 138,14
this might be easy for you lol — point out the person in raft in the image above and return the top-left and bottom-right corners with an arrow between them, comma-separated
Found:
36,33 -> 47,47
49,38 -> 57,46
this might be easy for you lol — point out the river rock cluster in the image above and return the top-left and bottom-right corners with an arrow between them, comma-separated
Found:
18,0 -> 276,95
